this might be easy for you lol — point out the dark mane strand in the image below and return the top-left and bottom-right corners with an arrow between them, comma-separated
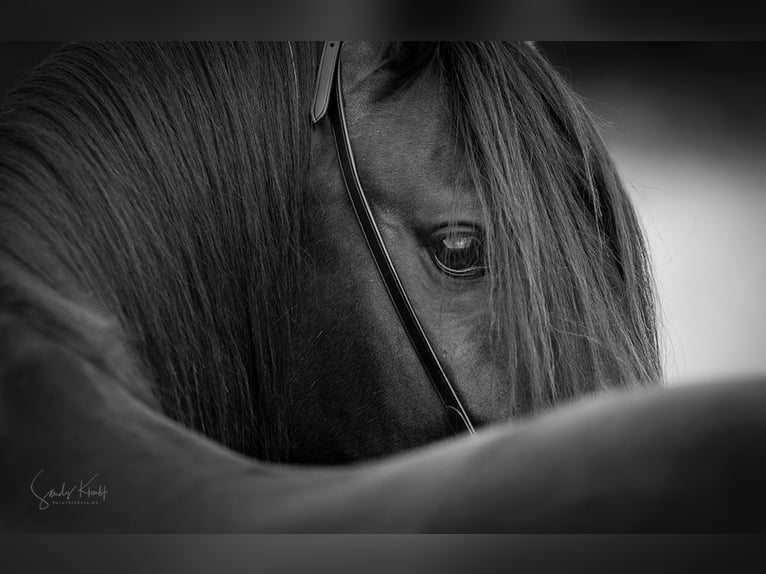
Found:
380,42 -> 441,96
0,42 -> 321,460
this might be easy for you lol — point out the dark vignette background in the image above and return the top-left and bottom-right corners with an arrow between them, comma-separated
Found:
2,41 -> 765,386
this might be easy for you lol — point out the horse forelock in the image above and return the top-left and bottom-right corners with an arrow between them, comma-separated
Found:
380,42 -> 662,415
0,42 -> 323,460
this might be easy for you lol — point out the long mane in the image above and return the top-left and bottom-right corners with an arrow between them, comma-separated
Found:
0,42 -> 320,460
0,42 -> 661,462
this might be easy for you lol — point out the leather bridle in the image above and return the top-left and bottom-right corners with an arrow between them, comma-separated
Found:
311,41 -> 476,436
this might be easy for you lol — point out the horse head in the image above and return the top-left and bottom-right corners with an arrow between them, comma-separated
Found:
289,41 -> 661,461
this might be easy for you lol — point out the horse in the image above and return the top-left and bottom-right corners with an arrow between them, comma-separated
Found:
0,41 -> 764,532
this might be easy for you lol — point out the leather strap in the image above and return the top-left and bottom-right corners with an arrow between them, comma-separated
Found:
320,42 -> 475,436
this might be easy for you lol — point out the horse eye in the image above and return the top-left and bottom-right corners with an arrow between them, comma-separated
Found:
431,228 -> 486,279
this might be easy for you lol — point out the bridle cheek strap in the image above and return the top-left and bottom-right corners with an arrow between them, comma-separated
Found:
312,41 -> 475,436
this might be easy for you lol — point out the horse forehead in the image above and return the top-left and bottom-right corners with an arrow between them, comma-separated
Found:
345,79 -> 464,205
